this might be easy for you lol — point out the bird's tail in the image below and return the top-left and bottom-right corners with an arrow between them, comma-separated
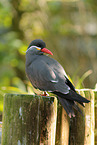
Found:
53,90 -> 90,103
53,90 -> 90,117
57,96 -> 83,118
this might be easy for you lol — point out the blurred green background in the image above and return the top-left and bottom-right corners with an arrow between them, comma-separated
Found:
0,0 -> 97,113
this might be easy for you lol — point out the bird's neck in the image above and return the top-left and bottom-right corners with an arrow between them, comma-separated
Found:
26,53 -> 38,66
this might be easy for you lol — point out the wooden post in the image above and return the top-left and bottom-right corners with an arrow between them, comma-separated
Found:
1,89 -> 95,145
55,103 -> 70,145
1,94 -> 57,145
94,90 -> 97,145
70,89 -> 95,145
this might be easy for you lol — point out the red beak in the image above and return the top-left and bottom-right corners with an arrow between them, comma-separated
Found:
41,48 -> 53,55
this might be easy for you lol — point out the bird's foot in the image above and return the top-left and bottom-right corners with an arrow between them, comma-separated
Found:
41,91 -> 49,96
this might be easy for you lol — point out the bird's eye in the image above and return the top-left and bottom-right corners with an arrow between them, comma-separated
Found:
37,44 -> 41,47
36,47 -> 41,50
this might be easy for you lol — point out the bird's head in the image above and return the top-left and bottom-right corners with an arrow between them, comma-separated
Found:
26,39 -> 53,55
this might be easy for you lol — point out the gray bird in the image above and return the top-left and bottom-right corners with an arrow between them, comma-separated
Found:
25,39 -> 90,118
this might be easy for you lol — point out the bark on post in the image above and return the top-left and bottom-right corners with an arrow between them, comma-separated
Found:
70,89 -> 95,145
55,103 -> 70,145
1,94 -> 57,145
94,90 -> 97,144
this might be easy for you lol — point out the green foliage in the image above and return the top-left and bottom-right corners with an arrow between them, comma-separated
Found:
73,70 -> 93,89
0,90 -> 4,113
0,0 -> 97,113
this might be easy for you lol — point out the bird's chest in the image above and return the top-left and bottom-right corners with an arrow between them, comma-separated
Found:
26,63 -> 42,89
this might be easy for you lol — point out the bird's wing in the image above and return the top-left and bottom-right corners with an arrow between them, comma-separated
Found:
39,61 -> 58,83
65,76 -> 75,92
30,60 -> 70,94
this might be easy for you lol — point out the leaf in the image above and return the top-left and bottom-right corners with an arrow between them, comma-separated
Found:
1,86 -> 27,94
76,70 -> 93,89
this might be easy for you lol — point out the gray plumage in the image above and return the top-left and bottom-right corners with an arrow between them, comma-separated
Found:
25,39 -> 90,118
